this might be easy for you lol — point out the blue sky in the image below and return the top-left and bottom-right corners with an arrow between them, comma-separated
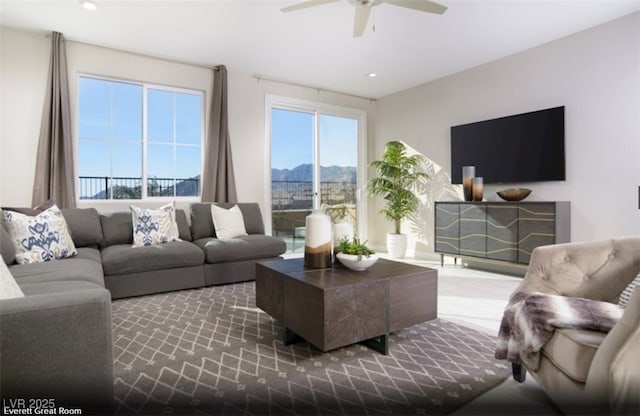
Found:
270,108 -> 358,170
78,77 -> 358,196
78,77 -> 201,181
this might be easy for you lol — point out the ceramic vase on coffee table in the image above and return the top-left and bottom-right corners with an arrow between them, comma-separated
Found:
304,210 -> 332,268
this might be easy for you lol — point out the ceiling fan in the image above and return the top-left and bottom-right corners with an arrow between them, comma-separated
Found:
281,0 -> 448,37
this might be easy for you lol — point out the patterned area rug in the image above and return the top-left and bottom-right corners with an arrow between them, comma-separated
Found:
112,282 -> 509,415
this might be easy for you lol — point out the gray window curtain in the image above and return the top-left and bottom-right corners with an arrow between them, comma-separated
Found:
32,31 -> 76,209
201,65 -> 237,203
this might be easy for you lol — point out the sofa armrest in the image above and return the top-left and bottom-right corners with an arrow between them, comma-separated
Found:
585,286 -> 640,414
0,289 -> 113,414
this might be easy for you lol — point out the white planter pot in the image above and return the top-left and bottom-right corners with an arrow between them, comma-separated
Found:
386,233 -> 407,259
336,253 -> 379,271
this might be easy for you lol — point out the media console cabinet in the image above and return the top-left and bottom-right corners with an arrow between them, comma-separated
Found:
435,201 -> 570,265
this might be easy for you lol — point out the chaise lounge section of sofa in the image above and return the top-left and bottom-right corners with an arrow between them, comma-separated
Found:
0,208 -> 113,414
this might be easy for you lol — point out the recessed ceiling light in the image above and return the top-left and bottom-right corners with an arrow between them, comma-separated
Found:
80,0 -> 97,11
368,73 -> 377,78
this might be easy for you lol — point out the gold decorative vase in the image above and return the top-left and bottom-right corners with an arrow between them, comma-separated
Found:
462,166 -> 475,201
472,177 -> 484,201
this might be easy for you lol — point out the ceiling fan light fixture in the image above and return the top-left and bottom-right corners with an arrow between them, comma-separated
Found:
368,72 -> 377,78
283,0 -> 446,38
80,0 -> 97,11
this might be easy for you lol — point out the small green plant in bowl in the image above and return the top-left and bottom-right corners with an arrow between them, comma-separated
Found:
337,237 -> 375,260
336,237 -> 377,271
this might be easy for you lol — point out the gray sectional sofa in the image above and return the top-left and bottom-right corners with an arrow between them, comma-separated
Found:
0,202 -> 286,414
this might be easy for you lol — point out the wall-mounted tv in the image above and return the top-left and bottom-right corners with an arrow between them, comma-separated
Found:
451,106 -> 565,184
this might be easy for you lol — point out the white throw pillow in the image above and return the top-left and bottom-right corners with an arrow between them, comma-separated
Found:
130,202 -> 181,247
618,273 -> 640,308
211,204 -> 248,240
0,255 -> 24,300
2,204 -> 77,264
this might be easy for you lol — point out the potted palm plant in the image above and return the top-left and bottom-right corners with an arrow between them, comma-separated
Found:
367,140 -> 428,258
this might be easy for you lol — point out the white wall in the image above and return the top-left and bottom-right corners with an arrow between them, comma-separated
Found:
0,27 -> 50,206
0,27 -> 375,219
373,12 -> 640,257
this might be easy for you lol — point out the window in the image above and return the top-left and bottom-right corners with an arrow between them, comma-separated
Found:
77,76 -> 203,200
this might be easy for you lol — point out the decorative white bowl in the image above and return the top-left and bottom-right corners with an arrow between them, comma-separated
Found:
336,253 -> 379,271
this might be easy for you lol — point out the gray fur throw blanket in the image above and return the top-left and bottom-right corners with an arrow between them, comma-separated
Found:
495,291 -> 623,370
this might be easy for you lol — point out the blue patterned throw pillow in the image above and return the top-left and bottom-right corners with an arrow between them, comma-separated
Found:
130,202 -> 180,247
2,204 -> 77,264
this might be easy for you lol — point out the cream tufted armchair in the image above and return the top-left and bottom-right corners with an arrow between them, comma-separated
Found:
509,237 -> 640,415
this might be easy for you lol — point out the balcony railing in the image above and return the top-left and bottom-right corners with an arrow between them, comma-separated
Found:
79,176 -> 200,199
271,180 -> 357,239
271,180 -> 357,211
79,177 -> 353,205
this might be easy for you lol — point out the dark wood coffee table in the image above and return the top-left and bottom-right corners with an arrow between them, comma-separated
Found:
255,258 -> 437,354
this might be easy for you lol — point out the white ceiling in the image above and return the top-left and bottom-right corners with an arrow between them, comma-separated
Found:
1,0 -> 639,99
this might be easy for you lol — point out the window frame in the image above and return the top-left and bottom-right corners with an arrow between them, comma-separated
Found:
76,74 -> 205,202
264,95 -> 368,240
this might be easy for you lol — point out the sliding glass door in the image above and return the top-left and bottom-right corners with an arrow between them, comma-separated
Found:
267,97 -> 365,253
318,114 -> 358,224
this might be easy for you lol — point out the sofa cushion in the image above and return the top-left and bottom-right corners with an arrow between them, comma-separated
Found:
18,280 -> 105,296
100,209 -> 191,247
101,241 -> 204,276
100,212 -> 133,248
3,204 -> 78,264
61,208 -> 103,248
1,217 -> 16,264
215,203 -> 265,234
190,203 -> 266,240
75,246 -> 104,264
1,199 -> 54,216
0,255 -> 24,299
9,248 -> 104,287
541,328 -> 607,383
211,204 -> 247,239
130,202 -> 180,247
190,203 -> 215,240
194,235 -> 286,264
175,209 -> 192,242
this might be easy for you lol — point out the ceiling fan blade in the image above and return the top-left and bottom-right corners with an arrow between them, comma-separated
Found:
353,6 -> 372,37
385,0 -> 447,14
281,0 -> 341,13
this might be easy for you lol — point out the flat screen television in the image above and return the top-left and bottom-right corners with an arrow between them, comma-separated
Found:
450,106 -> 565,184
